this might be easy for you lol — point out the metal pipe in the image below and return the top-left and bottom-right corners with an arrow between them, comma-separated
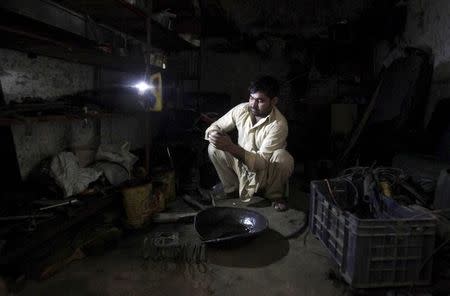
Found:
39,199 -> 79,211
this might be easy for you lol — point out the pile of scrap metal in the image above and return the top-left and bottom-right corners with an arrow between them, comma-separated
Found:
326,166 -> 450,217
324,165 -> 450,287
323,166 -> 432,219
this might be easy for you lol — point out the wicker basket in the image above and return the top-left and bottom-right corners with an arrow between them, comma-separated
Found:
121,182 -> 153,228
153,170 -> 176,201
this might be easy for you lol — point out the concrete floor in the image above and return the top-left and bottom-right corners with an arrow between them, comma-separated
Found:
17,204 -> 350,296
14,175 -> 438,296
18,229 -> 347,296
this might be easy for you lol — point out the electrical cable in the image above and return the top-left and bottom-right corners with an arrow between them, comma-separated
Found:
316,166 -> 444,289
324,175 -> 359,211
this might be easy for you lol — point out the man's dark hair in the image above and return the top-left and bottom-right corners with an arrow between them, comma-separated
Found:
248,76 -> 280,99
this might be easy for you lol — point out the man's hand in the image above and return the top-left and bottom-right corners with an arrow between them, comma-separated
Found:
208,130 -> 246,162
208,130 -> 235,152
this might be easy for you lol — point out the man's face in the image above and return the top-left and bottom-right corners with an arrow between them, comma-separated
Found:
248,91 -> 277,117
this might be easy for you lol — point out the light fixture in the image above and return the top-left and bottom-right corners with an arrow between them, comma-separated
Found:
133,81 -> 153,95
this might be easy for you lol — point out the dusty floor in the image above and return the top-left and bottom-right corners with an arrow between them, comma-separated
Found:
13,175 -> 440,296
17,197 -> 351,296
18,228 -> 347,296
15,196 -> 441,296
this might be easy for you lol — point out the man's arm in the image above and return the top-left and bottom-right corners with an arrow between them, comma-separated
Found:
204,106 -> 239,140
209,122 -> 288,172
208,131 -> 246,162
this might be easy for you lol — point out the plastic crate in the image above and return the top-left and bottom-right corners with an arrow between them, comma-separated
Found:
310,180 -> 437,288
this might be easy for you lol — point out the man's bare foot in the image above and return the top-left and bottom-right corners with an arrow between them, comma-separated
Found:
272,200 -> 288,212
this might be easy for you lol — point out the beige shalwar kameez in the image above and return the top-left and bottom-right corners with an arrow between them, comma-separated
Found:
205,103 -> 294,201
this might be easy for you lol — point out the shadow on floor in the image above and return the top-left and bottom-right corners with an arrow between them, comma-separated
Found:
245,199 -> 272,208
206,228 -> 289,268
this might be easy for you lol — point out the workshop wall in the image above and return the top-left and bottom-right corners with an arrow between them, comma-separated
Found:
404,0 -> 450,124
0,50 -> 93,103
96,69 -> 146,150
199,37 -> 291,116
0,49 -> 144,179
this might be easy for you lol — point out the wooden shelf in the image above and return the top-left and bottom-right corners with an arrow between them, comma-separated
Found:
0,8 -> 162,72
0,39 -> 150,73
0,0 -> 196,72
0,108 -> 154,126
45,0 -> 197,51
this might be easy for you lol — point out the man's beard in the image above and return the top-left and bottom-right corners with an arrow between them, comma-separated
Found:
249,106 -> 271,117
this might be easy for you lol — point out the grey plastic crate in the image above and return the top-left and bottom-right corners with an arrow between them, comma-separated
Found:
310,180 -> 437,288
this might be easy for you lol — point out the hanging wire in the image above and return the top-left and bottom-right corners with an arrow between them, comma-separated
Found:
323,175 -> 359,211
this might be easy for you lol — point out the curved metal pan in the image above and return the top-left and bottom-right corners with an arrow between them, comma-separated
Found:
194,206 -> 268,245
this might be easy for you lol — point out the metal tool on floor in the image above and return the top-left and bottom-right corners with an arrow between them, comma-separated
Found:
37,199 -> 79,211
152,212 -> 197,223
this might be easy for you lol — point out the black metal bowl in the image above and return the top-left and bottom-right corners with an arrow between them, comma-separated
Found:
194,206 -> 269,245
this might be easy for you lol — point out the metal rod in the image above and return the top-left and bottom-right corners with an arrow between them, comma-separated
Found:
39,199 -> 79,211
